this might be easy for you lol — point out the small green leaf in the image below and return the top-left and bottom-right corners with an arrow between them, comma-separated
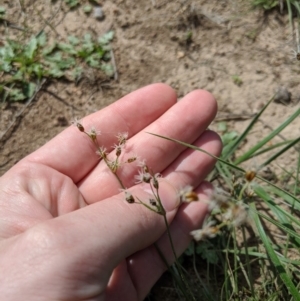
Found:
0,42 -> 15,61
102,50 -> 111,61
64,0 -> 79,8
9,88 -> 26,101
86,54 -> 101,68
101,63 -> 114,76
44,51 -> 63,63
0,61 -> 12,72
68,35 -> 80,46
42,43 -> 57,56
12,70 -> 24,80
83,5 -> 92,13
24,37 -> 38,60
30,63 -> 44,79
222,131 -> 238,146
196,242 -> 219,264
58,56 -> 76,69
252,0 -> 278,10
57,42 -> 77,55
0,6 -> 6,18
37,31 -> 47,47
218,122 -> 227,132
71,66 -> 83,81
98,31 -> 114,45
47,63 -> 64,78
23,82 -> 36,98
82,34 -> 94,54
232,74 -> 243,86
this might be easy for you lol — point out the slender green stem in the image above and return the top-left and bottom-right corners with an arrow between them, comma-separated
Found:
91,138 -> 126,189
112,170 -> 125,189
153,243 -> 189,300
154,184 -> 195,301
135,197 -> 160,214
242,226 -> 255,296
192,241 -> 214,301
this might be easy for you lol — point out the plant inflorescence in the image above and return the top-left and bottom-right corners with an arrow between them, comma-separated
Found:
72,117 -> 208,300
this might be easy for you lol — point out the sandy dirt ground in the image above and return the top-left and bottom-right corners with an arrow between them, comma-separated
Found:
1,0 -> 299,176
0,0 -> 299,300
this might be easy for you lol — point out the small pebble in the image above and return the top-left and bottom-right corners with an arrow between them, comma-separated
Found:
177,51 -> 185,59
94,6 -> 104,21
274,86 -> 291,105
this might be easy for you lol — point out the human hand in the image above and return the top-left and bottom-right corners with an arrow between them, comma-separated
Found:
0,84 -> 222,301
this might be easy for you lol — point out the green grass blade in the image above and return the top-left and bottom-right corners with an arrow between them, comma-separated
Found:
260,137 -> 300,168
254,185 -> 300,249
222,96 -> 273,160
226,249 -> 300,265
262,184 -> 300,211
149,132 -> 300,206
148,132 -> 245,173
234,107 -> 300,165
250,203 -> 300,300
286,0 -> 293,30
255,211 -> 300,241
254,184 -> 300,228
248,139 -> 295,159
295,150 -> 300,196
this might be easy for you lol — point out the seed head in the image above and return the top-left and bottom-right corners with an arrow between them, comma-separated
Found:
190,220 -> 219,241
116,132 -> 128,145
121,189 -> 135,204
135,169 -> 152,184
152,173 -> 161,189
179,185 -> 199,203
108,160 -> 121,173
71,117 -> 85,132
87,127 -> 101,141
149,199 -> 157,207
114,144 -> 122,157
223,202 -> 248,227
126,156 -> 138,163
245,170 -> 256,182
96,146 -> 107,159
291,49 -> 300,61
209,187 -> 230,211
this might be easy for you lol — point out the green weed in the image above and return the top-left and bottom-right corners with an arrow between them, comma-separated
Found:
252,0 -> 279,10
232,75 -> 243,86
0,6 -> 6,19
64,0 -> 80,8
252,0 -> 300,33
0,30 -> 114,102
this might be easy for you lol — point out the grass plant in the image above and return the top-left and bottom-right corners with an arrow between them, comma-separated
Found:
150,98 -> 300,300
73,92 -> 300,301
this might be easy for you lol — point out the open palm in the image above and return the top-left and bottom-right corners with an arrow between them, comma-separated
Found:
0,84 -> 221,301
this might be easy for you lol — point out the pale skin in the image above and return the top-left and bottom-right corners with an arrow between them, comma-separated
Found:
0,84 -> 222,301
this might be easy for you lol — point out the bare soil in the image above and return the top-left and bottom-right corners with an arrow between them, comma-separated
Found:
0,0 -> 299,300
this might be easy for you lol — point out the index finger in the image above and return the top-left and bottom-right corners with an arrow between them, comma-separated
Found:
24,84 -> 177,182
